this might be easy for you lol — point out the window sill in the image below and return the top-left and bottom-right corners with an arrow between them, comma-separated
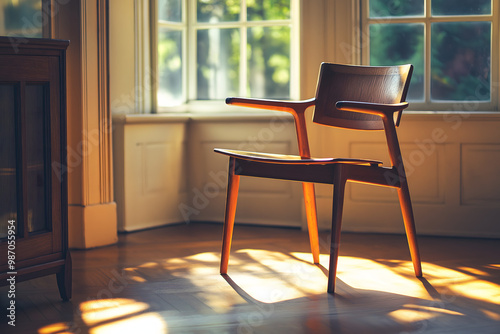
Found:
113,109 -> 295,125
113,108 -> 500,125
112,113 -> 191,125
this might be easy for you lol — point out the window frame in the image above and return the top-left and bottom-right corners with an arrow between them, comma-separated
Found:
152,0 -> 300,112
360,0 -> 499,112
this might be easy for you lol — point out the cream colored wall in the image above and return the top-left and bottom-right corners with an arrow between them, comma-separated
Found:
109,0 -> 137,115
109,0 -> 500,237
187,114 -> 303,227
113,115 -> 189,231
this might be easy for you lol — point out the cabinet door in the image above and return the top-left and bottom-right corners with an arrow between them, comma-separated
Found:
0,55 -> 63,267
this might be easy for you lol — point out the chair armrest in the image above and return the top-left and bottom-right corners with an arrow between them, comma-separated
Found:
335,101 -> 409,117
226,97 -> 315,113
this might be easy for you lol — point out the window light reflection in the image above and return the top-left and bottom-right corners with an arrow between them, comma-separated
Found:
90,312 -> 167,334
79,298 -> 149,326
389,304 -> 464,323
457,266 -> 490,276
38,322 -> 73,334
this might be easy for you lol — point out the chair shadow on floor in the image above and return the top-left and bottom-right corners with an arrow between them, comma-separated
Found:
221,260 -> 500,334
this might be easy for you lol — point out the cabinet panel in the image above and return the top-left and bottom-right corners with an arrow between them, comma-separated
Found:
0,84 -> 18,237
0,37 -> 71,300
25,84 -> 50,234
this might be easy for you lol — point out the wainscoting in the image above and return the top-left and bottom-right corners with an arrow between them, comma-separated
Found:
113,111 -> 500,237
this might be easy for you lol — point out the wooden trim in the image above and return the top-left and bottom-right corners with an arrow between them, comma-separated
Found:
80,0 -> 90,205
0,259 -> 66,283
98,0 -> 113,203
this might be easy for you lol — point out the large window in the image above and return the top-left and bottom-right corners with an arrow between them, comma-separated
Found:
155,0 -> 298,109
362,0 -> 498,111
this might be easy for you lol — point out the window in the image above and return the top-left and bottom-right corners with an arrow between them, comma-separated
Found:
0,0 -> 51,38
154,0 -> 298,109
362,0 -> 498,111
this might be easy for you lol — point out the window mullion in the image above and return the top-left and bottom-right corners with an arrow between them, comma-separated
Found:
290,0 -> 300,99
425,0 -> 431,104
188,0 -> 196,102
240,0 -> 247,96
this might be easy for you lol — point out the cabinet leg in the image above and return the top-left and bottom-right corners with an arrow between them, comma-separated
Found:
57,251 -> 72,301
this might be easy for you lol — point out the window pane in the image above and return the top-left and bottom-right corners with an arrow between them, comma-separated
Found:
158,28 -> 183,107
0,85 -> 18,238
247,0 -> 290,21
247,26 -> 290,99
369,23 -> 424,101
25,84 -> 48,234
0,0 -> 43,37
432,0 -> 491,16
369,0 -> 424,18
197,0 -> 240,23
158,0 -> 182,22
197,28 -> 240,100
431,22 -> 490,101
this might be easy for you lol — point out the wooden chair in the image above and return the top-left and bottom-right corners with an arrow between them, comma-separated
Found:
215,63 -> 422,293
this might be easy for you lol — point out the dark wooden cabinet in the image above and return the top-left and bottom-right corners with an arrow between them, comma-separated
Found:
0,37 -> 71,300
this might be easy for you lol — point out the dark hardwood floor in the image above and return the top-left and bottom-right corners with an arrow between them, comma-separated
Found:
1,222 -> 499,333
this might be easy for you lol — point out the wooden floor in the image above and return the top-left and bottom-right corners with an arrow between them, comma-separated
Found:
1,222 -> 500,334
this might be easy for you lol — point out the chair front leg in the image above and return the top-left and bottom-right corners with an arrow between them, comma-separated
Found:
328,166 -> 347,293
220,158 -> 241,274
398,181 -> 422,277
302,182 -> 320,264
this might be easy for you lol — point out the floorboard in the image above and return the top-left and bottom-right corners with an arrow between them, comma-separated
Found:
1,222 -> 499,333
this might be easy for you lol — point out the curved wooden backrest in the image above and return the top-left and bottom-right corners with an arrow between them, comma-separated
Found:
313,63 -> 413,130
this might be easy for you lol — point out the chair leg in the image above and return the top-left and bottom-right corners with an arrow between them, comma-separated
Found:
382,119 -> 422,278
302,182 -> 320,264
398,182 -> 423,277
220,158 -> 241,275
328,167 -> 347,293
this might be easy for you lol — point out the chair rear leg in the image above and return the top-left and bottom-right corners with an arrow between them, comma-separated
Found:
302,182 -> 320,264
398,182 -> 422,277
220,158 -> 241,274
328,168 -> 347,294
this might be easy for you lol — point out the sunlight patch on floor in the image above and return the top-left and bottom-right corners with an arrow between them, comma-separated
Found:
81,298 -> 167,334
121,249 -> 500,315
388,304 -> 464,324
457,266 -> 490,277
38,299 -> 168,334
480,308 -> 500,321
196,290 -> 248,312
331,256 -> 428,299
38,322 -> 74,334
89,312 -> 167,334
79,298 -> 150,326
418,263 -> 500,305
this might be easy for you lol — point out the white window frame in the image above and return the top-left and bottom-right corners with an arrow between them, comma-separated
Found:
360,0 -> 499,112
152,0 -> 300,112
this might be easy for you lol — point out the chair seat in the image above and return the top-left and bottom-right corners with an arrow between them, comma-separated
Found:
214,148 -> 382,166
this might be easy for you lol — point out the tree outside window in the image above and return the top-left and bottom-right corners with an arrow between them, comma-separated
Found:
364,0 -> 495,110
156,0 -> 296,108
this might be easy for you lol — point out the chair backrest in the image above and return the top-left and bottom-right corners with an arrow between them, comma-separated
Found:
313,63 -> 413,131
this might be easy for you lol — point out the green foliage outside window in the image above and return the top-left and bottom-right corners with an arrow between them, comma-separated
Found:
368,0 -> 491,102
157,0 -> 292,105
